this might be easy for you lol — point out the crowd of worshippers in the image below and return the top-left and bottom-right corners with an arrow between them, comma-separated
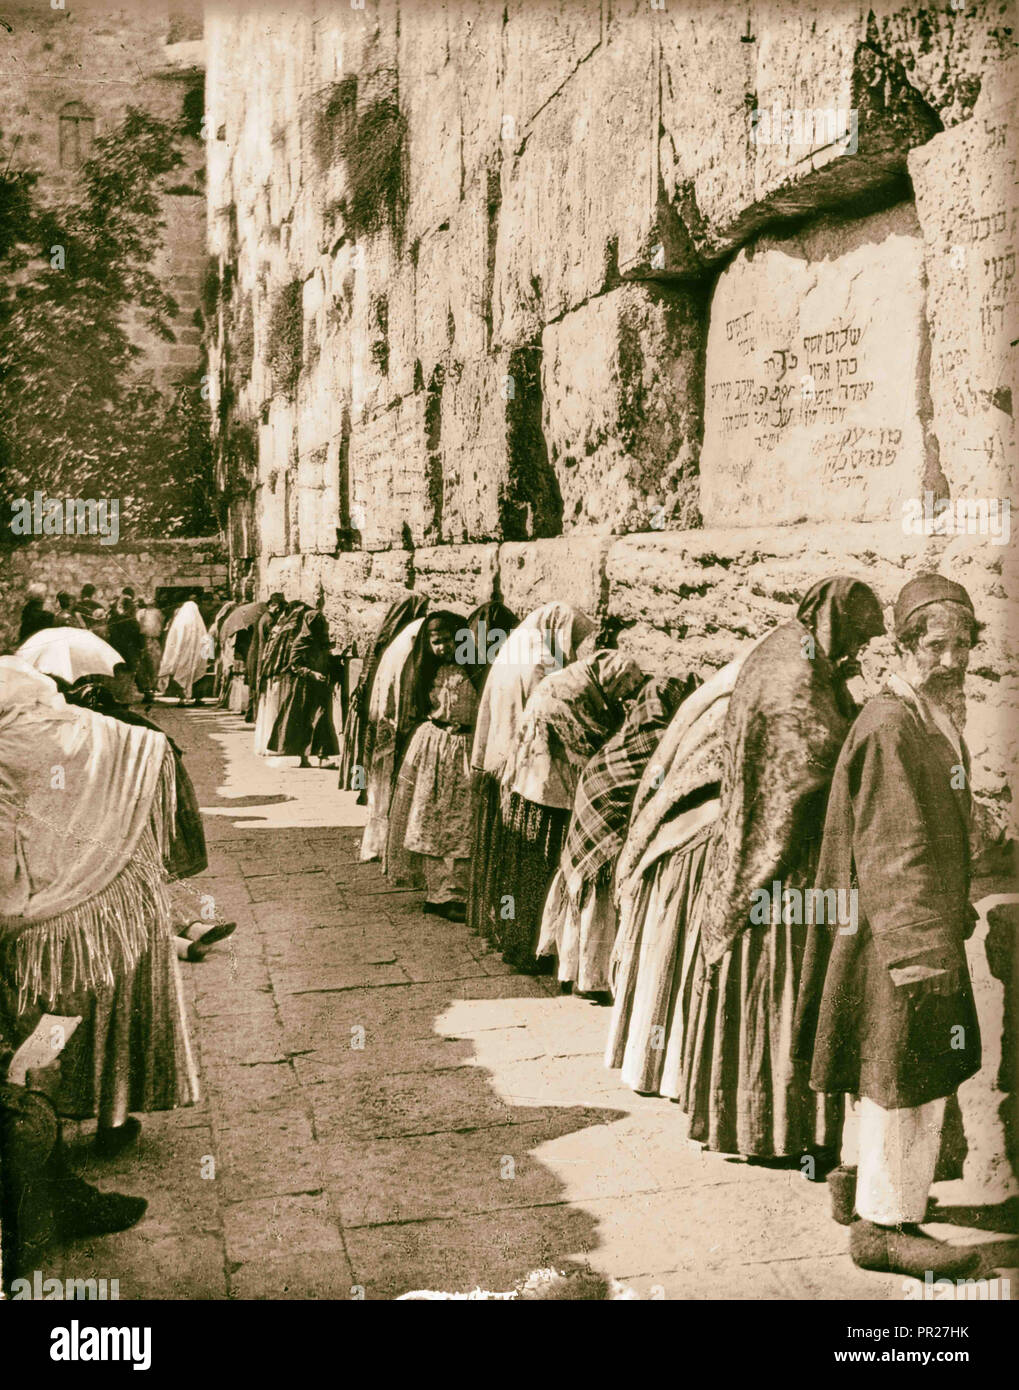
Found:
0,569 -> 1011,1292
341,575 -> 1012,1282
212,584 -> 347,766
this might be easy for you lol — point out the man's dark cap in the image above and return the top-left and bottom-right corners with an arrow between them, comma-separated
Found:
894,574 -> 974,635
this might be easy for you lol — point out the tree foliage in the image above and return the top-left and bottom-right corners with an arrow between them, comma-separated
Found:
0,108 -> 219,541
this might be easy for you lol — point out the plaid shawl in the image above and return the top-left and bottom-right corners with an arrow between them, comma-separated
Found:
560,676 -> 690,902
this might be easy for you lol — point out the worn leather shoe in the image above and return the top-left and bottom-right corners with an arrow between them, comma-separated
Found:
828,1164 -> 857,1225
849,1219 -> 980,1280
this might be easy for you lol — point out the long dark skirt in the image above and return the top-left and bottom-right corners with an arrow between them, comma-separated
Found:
269,674 -> 339,758
492,793 -> 569,973
466,771 -> 502,940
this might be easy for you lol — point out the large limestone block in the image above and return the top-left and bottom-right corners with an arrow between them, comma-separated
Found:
541,283 -> 703,534
414,177 -> 490,386
606,522 -> 936,672
493,35 -> 657,344
400,3 -> 463,244
348,393 -> 436,549
414,544 -> 500,611
455,1 -> 507,190
909,72 -> 1018,505
657,2 -> 940,267
701,203 -> 927,526
502,0 -> 604,133
438,357 -> 511,543
497,536 -> 610,624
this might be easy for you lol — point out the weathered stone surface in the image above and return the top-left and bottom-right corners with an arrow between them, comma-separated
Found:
658,2 -> 942,268
498,537 -> 609,623
413,544 -> 500,611
493,33 -> 658,345
909,66 -> 1018,504
541,283 -> 703,534
348,394 -> 434,549
437,357 -> 511,543
700,203 -> 927,526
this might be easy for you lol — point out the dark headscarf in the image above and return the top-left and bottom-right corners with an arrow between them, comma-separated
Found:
259,601 -> 309,687
461,602 -> 520,691
402,610 -> 462,735
697,577 -> 884,965
796,577 -> 886,666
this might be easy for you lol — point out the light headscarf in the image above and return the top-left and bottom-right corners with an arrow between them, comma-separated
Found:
470,601 -> 595,777
502,650 -> 645,811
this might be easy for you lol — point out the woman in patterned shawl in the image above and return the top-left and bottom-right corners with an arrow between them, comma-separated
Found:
384,612 -> 479,920
678,577 -> 885,1160
537,675 -> 691,997
339,595 -> 429,802
495,651 -> 646,973
466,602 -> 594,943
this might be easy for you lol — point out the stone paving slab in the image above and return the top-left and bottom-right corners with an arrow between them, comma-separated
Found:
49,704 -> 1016,1302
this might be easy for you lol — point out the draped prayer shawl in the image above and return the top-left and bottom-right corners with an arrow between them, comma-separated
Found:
0,659 -> 175,1013
470,602 -> 594,778
360,618 -> 426,860
561,676 -> 689,903
157,601 -> 210,693
613,656 -> 748,902
339,595 -> 429,794
695,620 -> 857,966
502,652 -> 645,811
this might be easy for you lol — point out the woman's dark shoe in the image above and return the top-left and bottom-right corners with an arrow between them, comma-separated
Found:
848,1219 -> 980,1280
94,1116 -> 141,1158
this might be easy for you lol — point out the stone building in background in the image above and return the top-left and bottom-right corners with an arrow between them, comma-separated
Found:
0,0 -> 207,391
204,0 -> 1017,838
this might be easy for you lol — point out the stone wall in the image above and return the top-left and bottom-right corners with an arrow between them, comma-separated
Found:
204,0 -> 1018,835
0,537 -> 228,653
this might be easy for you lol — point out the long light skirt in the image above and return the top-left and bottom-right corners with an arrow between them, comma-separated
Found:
680,915 -> 843,1158
55,926 -> 200,1125
539,870 -> 618,995
606,826 -> 711,1096
253,679 -> 283,756
385,721 -> 474,898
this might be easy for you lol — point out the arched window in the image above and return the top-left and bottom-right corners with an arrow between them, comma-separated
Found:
59,101 -> 95,169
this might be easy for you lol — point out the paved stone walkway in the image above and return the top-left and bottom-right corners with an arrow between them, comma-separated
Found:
55,705 -> 1017,1300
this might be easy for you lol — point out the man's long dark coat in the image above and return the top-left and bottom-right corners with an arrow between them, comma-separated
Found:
794,689 -> 981,1109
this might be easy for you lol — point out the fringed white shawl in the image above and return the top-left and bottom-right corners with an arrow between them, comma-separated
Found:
0,658 -> 176,1012
470,602 -> 594,778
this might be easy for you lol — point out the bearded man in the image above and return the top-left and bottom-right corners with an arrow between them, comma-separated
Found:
796,574 -> 983,1279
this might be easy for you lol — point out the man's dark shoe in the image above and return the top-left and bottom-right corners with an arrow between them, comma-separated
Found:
423,900 -> 466,922
94,1116 -> 141,1158
849,1219 -> 980,1279
54,1175 -> 148,1240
